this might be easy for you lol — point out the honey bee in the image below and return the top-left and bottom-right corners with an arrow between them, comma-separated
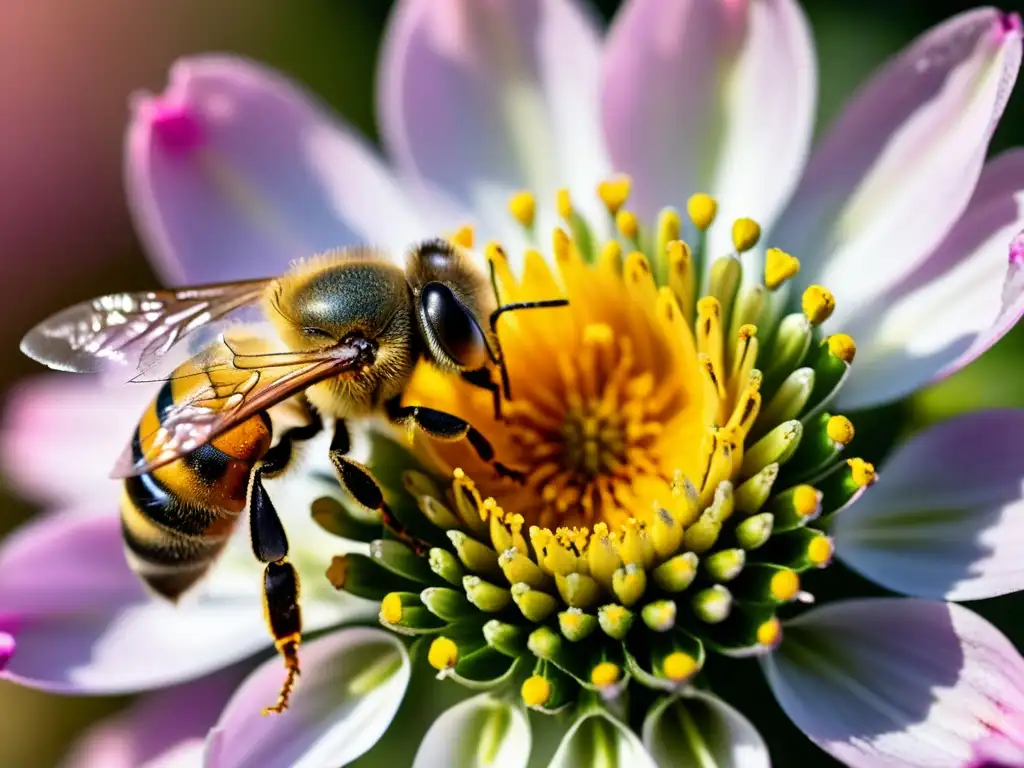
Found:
20,239 -> 567,714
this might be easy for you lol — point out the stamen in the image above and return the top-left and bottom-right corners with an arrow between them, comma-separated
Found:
826,415 -> 855,446
806,534 -> 835,568
764,248 -> 801,290
687,193 -> 718,232
590,661 -> 622,687
616,210 -> 640,242
756,617 -> 782,648
769,569 -> 801,602
847,458 -> 877,487
662,651 -> 698,683
802,285 -> 836,326
449,225 -> 475,249
521,675 -> 552,707
380,593 -> 403,624
827,333 -> 857,363
508,191 -> 537,230
731,218 -> 762,253
556,188 -> 573,220
597,176 -> 632,215
428,636 -> 459,672
655,208 -> 681,266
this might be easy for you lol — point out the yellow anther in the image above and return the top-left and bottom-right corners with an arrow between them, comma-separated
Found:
738,324 -> 757,341
428,636 -> 459,671
807,535 -> 835,568
826,415 -> 855,446
764,247 -> 801,290
687,193 -> 718,231
656,208 -> 681,258
552,227 -> 573,263
802,285 -> 836,325
508,191 -> 536,229
598,176 -> 632,215
770,570 -> 800,602
590,661 -> 621,687
847,458 -> 877,487
616,209 -> 639,240
453,467 -> 466,480
662,652 -> 698,682
521,675 -> 552,707
556,188 -> 573,220
380,593 -> 403,624
449,225 -> 475,250
731,218 -> 762,253
756,617 -> 782,647
599,240 -> 623,273
793,485 -> 821,518
828,334 -> 857,364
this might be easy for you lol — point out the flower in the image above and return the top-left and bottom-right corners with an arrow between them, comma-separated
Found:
3,1 -> 1024,766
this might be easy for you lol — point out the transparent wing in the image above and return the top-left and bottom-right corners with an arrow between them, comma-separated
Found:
111,329 -> 372,478
20,280 -> 271,384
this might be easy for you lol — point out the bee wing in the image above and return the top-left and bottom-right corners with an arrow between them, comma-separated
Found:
20,280 -> 271,384
111,331 -> 371,478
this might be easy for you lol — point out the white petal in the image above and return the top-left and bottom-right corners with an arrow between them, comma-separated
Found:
642,690 -> 770,768
762,598 -> 1024,768
774,9 -> 1022,321
205,628 -> 410,768
549,710 -> 657,768
833,410 -> 1024,601
412,693 -> 531,768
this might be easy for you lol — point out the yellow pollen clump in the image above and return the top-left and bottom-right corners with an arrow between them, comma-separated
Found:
508,191 -> 536,228
793,485 -> 821,518
380,593 -> 403,624
757,617 -> 782,647
848,458 -> 877,487
764,247 -> 801,290
427,636 -> 459,671
827,415 -> 855,445
731,218 -> 762,253
828,333 -> 857,363
807,535 -> 835,567
616,210 -> 640,240
598,177 -> 632,215
770,570 -> 801,601
449,225 -> 475,250
687,193 -> 717,231
590,661 -> 621,687
521,675 -> 552,707
556,188 -> 573,220
802,285 -> 836,325
662,652 -> 698,682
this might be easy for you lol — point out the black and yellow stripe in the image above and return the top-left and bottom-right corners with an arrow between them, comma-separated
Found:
120,373 -> 273,601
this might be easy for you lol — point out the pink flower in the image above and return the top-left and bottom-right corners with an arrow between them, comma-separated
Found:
4,2 -> 1024,766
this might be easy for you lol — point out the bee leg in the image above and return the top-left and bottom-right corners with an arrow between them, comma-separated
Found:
248,468 -> 302,715
460,368 -> 503,421
261,405 -> 324,479
327,420 -> 431,554
383,397 -> 526,484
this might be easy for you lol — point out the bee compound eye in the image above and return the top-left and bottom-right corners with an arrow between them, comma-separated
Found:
420,282 -> 489,370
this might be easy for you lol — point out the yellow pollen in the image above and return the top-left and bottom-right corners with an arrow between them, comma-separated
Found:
764,247 -> 801,290
662,652 -> 698,682
521,675 -> 552,707
793,485 -> 821,518
802,285 -> 836,325
590,661 -> 621,687
449,225 -> 475,250
731,218 -> 761,253
508,191 -> 536,228
687,193 -> 717,231
770,570 -> 801,602
428,636 -> 459,671
598,176 -> 632,215
556,188 -> 573,220
807,535 -> 835,567
827,415 -> 855,446
828,334 -> 857,363
583,322 -> 614,344
380,593 -> 403,624
616,210 -> 639,240
757,617 -> 782,647
847,458 -> 877,487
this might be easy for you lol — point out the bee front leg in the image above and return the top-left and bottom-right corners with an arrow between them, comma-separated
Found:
383,397 -> 526,483
460,368 -> 503,421
248,467 -> 302,715
327,420 -> 431,554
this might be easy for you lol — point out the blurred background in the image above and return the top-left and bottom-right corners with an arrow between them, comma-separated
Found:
0,0 -> 1021,765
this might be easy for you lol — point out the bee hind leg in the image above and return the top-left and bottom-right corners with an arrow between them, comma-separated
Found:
248,468 -> 302,715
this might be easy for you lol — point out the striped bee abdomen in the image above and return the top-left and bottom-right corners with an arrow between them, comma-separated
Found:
121,378 -> 273,601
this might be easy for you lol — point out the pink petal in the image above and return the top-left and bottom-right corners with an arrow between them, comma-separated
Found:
602,0 -> 816,252
1,375 -> 154,506
128,55 -> 428,286
62,665 -> 247,768
833,410 -> 1024,601
762,598 -> 1024,768
837,150 -> 1024,409
774,9 -> 1022,320
378,0 -> 610,246
206,628 -> 410,768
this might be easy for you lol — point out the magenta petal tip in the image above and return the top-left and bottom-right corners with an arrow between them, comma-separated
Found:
1010,230 -> 1024,265
144,98 -> 205,153
0,632 -> 15,672
1000,11 -> 1023,36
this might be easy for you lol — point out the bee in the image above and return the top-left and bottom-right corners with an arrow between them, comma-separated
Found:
19,239 -> 567,714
